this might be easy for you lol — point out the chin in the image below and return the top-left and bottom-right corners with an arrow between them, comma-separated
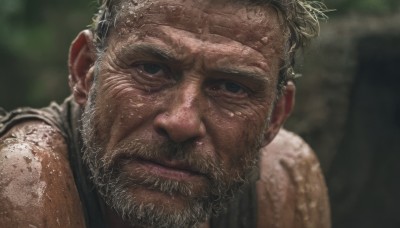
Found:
104,179 -> 212,228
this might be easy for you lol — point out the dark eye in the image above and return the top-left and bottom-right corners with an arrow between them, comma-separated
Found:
131,62 -> 175,92
134,62 -> 172,79
223,82 -> 243,94
209,80 -> 248,98
142,63 -> 163,75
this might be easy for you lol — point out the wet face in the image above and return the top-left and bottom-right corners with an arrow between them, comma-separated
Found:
80,0 -> 286,226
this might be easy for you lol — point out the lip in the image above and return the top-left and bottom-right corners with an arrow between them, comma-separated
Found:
121,157 -> 207,181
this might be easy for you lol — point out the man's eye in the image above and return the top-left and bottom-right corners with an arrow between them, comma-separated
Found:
142,63 -> 163,75
135,63 -> 168,78
210,81 -> 248,97
131,62 -> 175,92
222,82 -> 243,94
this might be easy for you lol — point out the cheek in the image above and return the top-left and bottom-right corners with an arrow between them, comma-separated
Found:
209,109 -> 269,172
93,75 -> 163,149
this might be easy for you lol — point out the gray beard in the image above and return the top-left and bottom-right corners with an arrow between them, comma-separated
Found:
79,85 -> 264,228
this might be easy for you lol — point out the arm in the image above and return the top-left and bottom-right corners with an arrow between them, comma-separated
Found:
0,121 -> 86,228
257,129 -> 331,228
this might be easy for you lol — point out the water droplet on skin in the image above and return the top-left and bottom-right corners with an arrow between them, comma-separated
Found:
26,128 -> 37,135
295,174 -> 304,182
261,36 -> 269,44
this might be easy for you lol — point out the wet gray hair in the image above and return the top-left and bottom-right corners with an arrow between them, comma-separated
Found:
90,0 -> 328,89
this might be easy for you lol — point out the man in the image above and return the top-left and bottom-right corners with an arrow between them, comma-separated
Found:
0,0 -> 330,227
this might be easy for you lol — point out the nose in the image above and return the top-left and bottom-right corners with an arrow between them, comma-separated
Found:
154,82 -> 206,143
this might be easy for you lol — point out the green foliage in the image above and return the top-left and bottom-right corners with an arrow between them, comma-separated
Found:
0,0 -> 93,109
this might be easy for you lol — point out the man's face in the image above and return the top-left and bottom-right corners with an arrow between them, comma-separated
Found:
81,0 -> 285,226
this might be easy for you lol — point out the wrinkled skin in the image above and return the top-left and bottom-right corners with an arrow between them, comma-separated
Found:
0,0 -> 331,227
73,0 -> 291,226
0,123 -> 330,228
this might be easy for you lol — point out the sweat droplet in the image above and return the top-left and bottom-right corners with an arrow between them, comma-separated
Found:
261,36 -> 269,44
26,128 -> 36,135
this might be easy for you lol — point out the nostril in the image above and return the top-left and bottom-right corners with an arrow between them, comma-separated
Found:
155,125 -> 169,138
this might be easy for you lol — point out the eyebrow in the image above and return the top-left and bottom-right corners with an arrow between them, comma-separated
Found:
121,44 -> 176,62
120,44 -> 271,84
213,67 -> 270,85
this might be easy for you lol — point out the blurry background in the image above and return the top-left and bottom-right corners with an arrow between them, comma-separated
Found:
0,0 -> 399,227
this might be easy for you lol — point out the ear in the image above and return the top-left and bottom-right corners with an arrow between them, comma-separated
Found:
68,30 -> 96,106
262,81 -> 296,146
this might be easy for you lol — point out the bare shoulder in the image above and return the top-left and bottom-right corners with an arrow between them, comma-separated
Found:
0,121 -> 85,228
257,129 -> 331,228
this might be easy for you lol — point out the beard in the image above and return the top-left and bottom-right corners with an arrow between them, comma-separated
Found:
79,83 -> 265,227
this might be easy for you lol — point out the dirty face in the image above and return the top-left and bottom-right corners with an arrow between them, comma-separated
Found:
81,0 -> 285,226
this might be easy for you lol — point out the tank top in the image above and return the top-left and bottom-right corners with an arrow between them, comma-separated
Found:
0,97 -> 257,227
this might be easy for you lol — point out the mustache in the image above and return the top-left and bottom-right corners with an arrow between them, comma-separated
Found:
100,139 -> 225,181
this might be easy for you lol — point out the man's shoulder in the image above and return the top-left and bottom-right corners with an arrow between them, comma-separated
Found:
257,129 -> 331,228
0,120 -> 68,157
261,129 -> 319,168
0,121 -> 86,228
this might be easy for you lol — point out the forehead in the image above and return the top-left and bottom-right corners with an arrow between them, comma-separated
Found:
110,0 -> 285,54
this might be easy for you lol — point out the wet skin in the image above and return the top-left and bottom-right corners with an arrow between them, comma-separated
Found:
0,122 -> 86,228
71,0 -> 291,220
0,0 -> 331,227
0,123 -> 330,228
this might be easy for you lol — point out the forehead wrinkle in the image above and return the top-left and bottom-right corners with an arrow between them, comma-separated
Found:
156,26 -> 271,71
115,0 -> 281,41
115,1 -> 208,34
111,1 -> 283,71
119,43 -> 175,62
136,23 -> 273,73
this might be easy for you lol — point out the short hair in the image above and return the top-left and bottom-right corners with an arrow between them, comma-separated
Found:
90,0 -> 327,90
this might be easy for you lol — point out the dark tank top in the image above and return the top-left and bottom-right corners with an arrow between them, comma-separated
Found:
0,97 -> 257,228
